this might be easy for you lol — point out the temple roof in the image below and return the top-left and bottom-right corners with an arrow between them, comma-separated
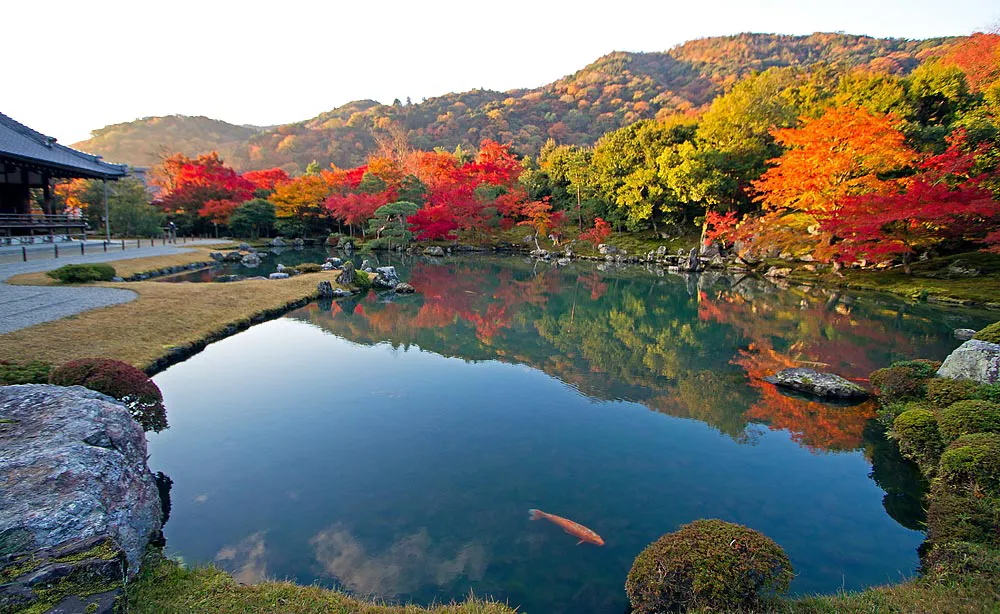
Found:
0,112 -> 128,179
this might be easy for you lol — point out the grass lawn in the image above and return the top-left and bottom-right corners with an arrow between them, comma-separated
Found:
126,558 -> 515,614
1,249 -> 346,371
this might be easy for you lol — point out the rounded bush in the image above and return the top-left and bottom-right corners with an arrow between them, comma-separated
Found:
292,262 -> 322,274
926,378 -> 978,409
625,519 -> 793,613
972,321 -> 1000,344
926,483 -> 1000,546
353,268 -> 373,289
0,360 -> 52,385
878,400 -> 930,426
49,358 -> 167,432
890,359 -> 942,379
892,408 -> 944,471
870,366 -> 926,402
973,383 -> 1000,404
938,400 -> 1000,442
938,432 -> 1000,497
46,263 -> 116,284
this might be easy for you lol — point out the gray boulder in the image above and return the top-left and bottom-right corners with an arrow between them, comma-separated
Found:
394,282 -> 416,294
209,252 -> 224,261
292,238 -> 305,249
598,244 -> 619,256
656,245 -> 667,256
0,385 -> 162,576
374,266 -> 401,288
686,247 -> 700,272
954,328 -> 977,341
763,368 -> 869,399
276,263 -> 285,273
325,257 -> 343,267
423,246 -> 445,257
937,339 -> 1000,385
321,261 -> 335,271
270,237 -> 286,247
336,260 -> 356,285
238,242 -> 253,252
360,259 -> 373,273
241,253 -> 261,267
316,281 -> 334,298
331,288 -> 354,298
268,272 -> 289,280
765,266 -> 792,278
223,251 -> 243,262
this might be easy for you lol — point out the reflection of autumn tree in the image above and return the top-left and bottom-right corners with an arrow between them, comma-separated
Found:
294,259 -> 970,454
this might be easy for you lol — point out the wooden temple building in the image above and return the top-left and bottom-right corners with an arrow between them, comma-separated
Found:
0,112 -> 127,242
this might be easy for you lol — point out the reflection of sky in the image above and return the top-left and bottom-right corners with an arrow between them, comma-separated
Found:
151,316 -> 925,614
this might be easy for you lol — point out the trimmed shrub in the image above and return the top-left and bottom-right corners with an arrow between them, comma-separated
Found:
292,262 -> 322,274
49,358 -> 167,432
892,408 -> 945,471
922,541 -> 1000,580
926,378 -> 978,408
353,268 -> 372,289
0,360 -> 52,384
972,321 -> 1000,344
878,400 -> 930,426
925,483 -> 1000,546
938,400 -> 1000,442
46,263 -> 116,284
891,359 -> 941,379
938,432 -> 1000,497
974,383 -> 1000,404
870,367 -> 926,402
625,519 -> 793,613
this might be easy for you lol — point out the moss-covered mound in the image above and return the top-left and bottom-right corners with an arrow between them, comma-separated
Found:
625,519 -> 792,613
926,483 -> 1000,547
973,321 -> 1000,344
926,378 -> 979,409
892,408 -> 945,471
870,365 -> 930,401
938,432 -> 1000,497
937,400 -> 1000,443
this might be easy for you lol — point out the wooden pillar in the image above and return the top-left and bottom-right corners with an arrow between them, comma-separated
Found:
41,171 -> 52,216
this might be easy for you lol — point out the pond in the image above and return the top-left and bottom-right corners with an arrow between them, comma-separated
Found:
148,257 -> 997,613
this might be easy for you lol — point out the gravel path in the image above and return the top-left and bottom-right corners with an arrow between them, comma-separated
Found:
0,241 -> 219,335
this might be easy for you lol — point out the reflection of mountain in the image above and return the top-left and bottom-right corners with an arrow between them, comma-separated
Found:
311,525 -> 489,596
291,258 -> 977,456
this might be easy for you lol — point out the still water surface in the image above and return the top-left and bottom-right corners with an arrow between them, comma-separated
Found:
149,256 -> 996,613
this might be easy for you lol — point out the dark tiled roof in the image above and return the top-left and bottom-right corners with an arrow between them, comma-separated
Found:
0,112 -> 128,179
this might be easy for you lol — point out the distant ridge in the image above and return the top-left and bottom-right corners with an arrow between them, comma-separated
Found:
73,32 -> 959,172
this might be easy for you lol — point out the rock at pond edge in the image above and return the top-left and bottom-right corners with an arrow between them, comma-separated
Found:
937,339 -> 1000,385
763,368 -> 869,399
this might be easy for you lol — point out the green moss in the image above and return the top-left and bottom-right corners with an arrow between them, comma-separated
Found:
938,400 -> 1000,443
938,432 -> 1000,497
878,400 -> 930,426
0,359 -> 52,385
51,538 -> 120,565
0,554 -> 42,584
353,268 -> 373,289
925,484 -> 1000,546
890,359 -> 942,379
626,519 -> 792,613
972,321 -> 1000,344
974,383 -> 1000,404
926,378 -> 978,409
892,408 -> 945,472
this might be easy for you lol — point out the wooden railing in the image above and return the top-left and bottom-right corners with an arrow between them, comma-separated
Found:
0,214 -> 89,229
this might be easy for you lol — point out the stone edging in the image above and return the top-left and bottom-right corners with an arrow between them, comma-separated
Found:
121,261 -> 216,282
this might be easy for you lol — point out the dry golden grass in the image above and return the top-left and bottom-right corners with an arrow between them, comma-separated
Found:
9,247 -> 230,286
1,250 -> 343,371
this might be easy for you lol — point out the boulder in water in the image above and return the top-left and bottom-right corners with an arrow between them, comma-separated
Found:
763,368 -> 869,399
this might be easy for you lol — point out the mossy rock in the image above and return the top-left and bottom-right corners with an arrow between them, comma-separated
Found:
926,483 -> 1000,546
870,366 -> 928,402
625,519 -> 793,613
972,321 -> 1000,344
926,378 -> 979,409
938,400 -> 1000,443
938,432 -> 1000,497
892,408 -> 945,472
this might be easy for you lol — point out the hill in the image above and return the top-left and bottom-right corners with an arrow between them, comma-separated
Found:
73,115 -> 265,168
74,32 -> 959,172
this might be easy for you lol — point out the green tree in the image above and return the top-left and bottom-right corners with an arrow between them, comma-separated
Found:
107,177 -> 165,237
229,199 -> 276,239
365,200 -> 420,249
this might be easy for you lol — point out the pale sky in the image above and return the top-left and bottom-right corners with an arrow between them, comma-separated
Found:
4,0 -> 997,145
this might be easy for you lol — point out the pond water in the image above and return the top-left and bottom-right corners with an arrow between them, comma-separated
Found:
148,257 -> 997,613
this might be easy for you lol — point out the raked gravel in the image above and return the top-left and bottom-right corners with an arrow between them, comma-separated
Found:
0,241 -> 218,335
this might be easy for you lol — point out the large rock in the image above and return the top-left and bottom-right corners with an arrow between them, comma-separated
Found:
373,266 -> 401,288
763,368 -> 869,399
336,260 -> 356,285
394,282 -> 416,294
268,272 -> 289,280
937,339 -> 1000,385
423,246 -> 445,257
954,328 -> 977,341
685,247 -> 700,272
241,252 -> 261,267
269,237 -> 286,247
316,281 -> 335,298
0,385 -> 161,576
222,251 -> 243,262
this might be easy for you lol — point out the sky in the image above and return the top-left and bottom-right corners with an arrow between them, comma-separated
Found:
4,0 -> 997,145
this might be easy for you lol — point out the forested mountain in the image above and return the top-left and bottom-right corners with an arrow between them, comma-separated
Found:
74,33 -> 958,172
73,115 -> 266,168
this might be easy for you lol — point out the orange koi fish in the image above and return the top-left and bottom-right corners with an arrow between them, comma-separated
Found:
528,508 -> 604,546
